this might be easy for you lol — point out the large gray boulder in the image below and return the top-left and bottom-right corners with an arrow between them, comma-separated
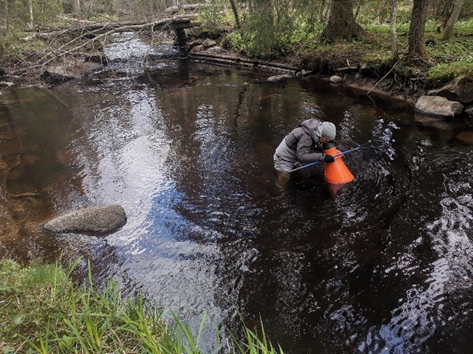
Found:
415,95 -> 463,118
43,205 -> 127,235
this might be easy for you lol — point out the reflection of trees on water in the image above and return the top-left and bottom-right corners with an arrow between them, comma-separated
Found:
0,89 -> 83,262
3,57 -> 473,353
0,99 -> 21,258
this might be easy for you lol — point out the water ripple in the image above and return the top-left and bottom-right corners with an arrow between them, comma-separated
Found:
359,177 -> 473,353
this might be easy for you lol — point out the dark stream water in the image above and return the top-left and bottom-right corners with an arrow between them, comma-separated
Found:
1,34 -> 473,353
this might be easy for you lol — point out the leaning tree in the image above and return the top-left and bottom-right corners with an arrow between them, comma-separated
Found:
320,0 -> 365,42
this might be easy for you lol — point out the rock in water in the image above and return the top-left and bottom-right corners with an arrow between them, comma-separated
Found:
267,74 -> 293,82
330,75 -> 342,83
415,95 -> 463,118
42,205 -> 127,235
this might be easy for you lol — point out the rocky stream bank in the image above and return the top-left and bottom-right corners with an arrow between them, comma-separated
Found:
1,26 -> 473,125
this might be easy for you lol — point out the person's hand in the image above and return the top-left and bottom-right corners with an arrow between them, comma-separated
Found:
324,154 -> 335,163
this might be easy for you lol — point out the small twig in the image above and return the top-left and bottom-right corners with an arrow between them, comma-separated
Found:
367,59 -> 401,95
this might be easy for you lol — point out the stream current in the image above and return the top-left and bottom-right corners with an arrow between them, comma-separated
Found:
1,34 -> 473,353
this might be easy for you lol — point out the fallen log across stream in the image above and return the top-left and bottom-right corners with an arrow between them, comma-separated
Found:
188,52 -> 301,74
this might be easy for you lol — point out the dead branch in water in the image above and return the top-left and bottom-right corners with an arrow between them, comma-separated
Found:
13,15 -> 197,74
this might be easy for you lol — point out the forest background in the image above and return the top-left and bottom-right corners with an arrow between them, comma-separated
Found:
1,1 -> 473,352
0,0 -> 472,96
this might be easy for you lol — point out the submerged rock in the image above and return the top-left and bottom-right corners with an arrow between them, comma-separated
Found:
40,56 -> 105,85
414,113 -> 453,130
456,131 -> 473,145
330,75 -> 343,83
415,95 -> 463,118
42,205 -> 127,235
40,69 -> 75,85
267,74 -> 292,82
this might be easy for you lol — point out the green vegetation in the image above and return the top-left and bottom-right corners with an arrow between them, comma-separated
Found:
0,31 -> 47,63
0,258 -> 283,353
229,20 -> 473,85
226,16 -> 473,85
1,0 -> 473,88
214,1 -> 473,86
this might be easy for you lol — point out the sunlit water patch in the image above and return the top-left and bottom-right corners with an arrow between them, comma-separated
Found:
102,32 -> 179,76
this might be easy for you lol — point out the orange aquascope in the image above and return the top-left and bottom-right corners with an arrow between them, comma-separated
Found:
323,142 -> 354,184
288,143 -> 360,186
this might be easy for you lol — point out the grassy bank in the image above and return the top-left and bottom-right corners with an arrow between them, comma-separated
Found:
0,258 -> 282,354
225,18 -> 473,91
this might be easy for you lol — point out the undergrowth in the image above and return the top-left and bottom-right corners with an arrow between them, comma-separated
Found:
226,17 -> 473,85
0,258 -> 283,354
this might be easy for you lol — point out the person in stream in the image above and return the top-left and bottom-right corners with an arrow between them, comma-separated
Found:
273,118 -> 336,185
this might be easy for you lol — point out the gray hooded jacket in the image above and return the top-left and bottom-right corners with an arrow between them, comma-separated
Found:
274,119 -> 325,172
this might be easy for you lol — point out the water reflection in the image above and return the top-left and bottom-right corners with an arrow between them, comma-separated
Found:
359,161 -> 473,353
1,51 -> 473,353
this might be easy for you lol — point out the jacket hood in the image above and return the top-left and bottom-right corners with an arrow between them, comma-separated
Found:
300,119 -> 321,137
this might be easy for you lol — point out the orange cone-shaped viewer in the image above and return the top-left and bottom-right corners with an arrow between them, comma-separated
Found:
324,143 -> 354,184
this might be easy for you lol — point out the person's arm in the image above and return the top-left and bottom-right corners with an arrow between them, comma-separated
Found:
296,135 -> 325,163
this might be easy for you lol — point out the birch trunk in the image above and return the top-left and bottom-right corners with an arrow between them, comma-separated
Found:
229,0 -> 240,28
4,0 -> 9,31
74,0 -> 81,17
390,0 -> 398,60
443,0 -> 465,40
29,0 -> 34,29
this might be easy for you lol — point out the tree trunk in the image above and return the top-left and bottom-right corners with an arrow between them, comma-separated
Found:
320,0 -> 364,43
390,0 -> 398,60
74,0 -> 81,17
28,0 -> 34,29
354,0 -> 363,20
319,0 -> 327,22
439,0 -> 454,27
407,0 -> 429,60
443,0 -> 465,40
4,0 -> 9,32
229,0 -> 240,28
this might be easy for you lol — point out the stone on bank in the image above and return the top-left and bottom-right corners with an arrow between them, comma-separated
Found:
42,205 -> 127,235
415,95 -> 464,118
